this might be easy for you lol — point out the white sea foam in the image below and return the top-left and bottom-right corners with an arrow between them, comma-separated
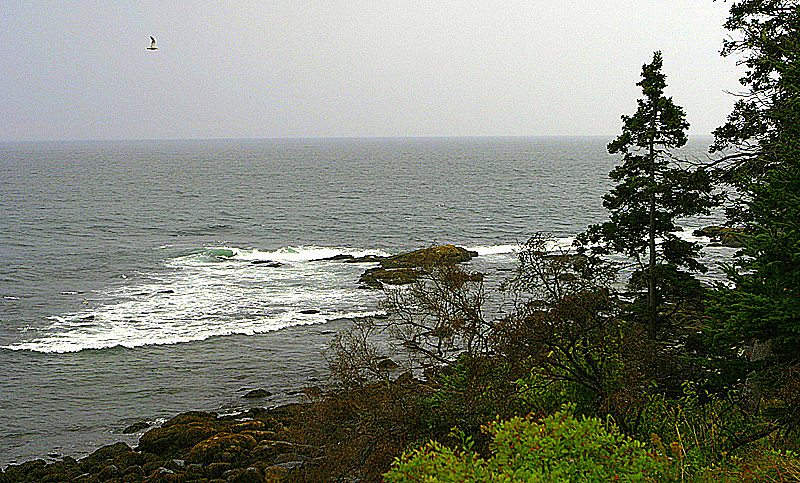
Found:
2,245 -> 387,353
9,235 -> 732,354
470,244 -> 519,256
468,236 -> 576,258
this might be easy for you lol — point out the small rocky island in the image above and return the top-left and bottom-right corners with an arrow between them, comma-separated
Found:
319,244 -> 479,288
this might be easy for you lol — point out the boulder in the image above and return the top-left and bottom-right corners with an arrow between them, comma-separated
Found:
205,461 -> 234,479
242,388 -> 272,399
123,421 -> 151,434
693,225 -> 746,248
81,442 -> 133,471
185,433 -> 257,464
376,358 -> 399,370
316,254 -> 387,263
137,412 -> 221,457
358,267 -> 419,287
250,260 -> 282,267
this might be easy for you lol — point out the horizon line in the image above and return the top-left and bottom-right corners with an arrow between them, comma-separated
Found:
0,133 -> 716,144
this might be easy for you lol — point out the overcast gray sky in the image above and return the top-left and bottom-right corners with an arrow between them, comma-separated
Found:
1,1 -> 743,141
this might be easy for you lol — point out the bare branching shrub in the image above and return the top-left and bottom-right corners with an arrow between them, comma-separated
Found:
324,317 -> 404,390
502,232 -> 617,304
382,263 -> 491,369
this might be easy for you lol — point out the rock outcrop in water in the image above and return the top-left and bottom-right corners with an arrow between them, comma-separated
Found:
355,245 -> 478,288
315,245 -> 479,288
693,225 -> 746,248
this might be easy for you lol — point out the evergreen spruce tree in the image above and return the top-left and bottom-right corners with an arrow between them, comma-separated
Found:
711,0 -> 800,364
583,51 -> 717,339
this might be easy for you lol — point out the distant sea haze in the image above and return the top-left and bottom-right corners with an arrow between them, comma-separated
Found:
0,136 -> 729,465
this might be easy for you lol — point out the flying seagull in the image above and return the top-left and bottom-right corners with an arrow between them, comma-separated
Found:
147,36 -> 157,50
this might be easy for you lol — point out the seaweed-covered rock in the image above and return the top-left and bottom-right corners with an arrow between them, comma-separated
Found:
4,404 -> 310,483
225,465 -> 263,483
185,433 -> 257,464
137,412 -> 221,457
358,267 -> 419,287
381,245 -> 478,269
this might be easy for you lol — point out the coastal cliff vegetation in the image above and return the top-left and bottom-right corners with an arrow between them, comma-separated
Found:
2,1 -> 799,482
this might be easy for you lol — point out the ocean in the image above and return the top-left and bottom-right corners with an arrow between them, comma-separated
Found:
0,136 -> 731,466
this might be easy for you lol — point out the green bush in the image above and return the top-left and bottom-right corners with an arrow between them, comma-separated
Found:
384,405 -> 666,482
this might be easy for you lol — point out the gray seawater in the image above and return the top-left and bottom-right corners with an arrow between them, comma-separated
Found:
0,137 -> 730,466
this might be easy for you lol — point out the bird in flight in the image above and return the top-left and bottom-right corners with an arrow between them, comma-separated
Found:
147,36 -> 157,51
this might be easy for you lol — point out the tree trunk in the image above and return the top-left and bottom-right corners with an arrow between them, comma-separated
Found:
647,124 -> 658,339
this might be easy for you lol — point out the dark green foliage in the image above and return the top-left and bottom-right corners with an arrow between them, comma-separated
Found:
710,0 -> 800,366
582,51 -> 717,338
417,354 -> 521,444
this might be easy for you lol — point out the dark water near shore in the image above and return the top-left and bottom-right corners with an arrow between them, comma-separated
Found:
0,136 -> 731,466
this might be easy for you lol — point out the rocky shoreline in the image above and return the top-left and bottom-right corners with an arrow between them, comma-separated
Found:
0,403 -> 325,483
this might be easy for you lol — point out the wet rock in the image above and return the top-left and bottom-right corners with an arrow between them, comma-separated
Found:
123,421 -> 151,434
299,309 -> 320,314
693,225 -> 746,248
242,388 -> 272,399
122,464 -> 144,479
3,459 -> 46,481
147,466 -> 178,483
317,254 -> 386,263
205,461 -> 234,479
230,420 -> 267,432
156,289 -> 175,294
359,267 -> 419,287
272,460 -> 305,471
343,255 -> 387,263
251,440 -> 304,461
227,466 -> 263,483
82,442 -> 133,469
239,429 -> 276,443
183,463 -> 205,480
377,358 -> 399,370
250,260 -> 282,267
317,254 -> 355,261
